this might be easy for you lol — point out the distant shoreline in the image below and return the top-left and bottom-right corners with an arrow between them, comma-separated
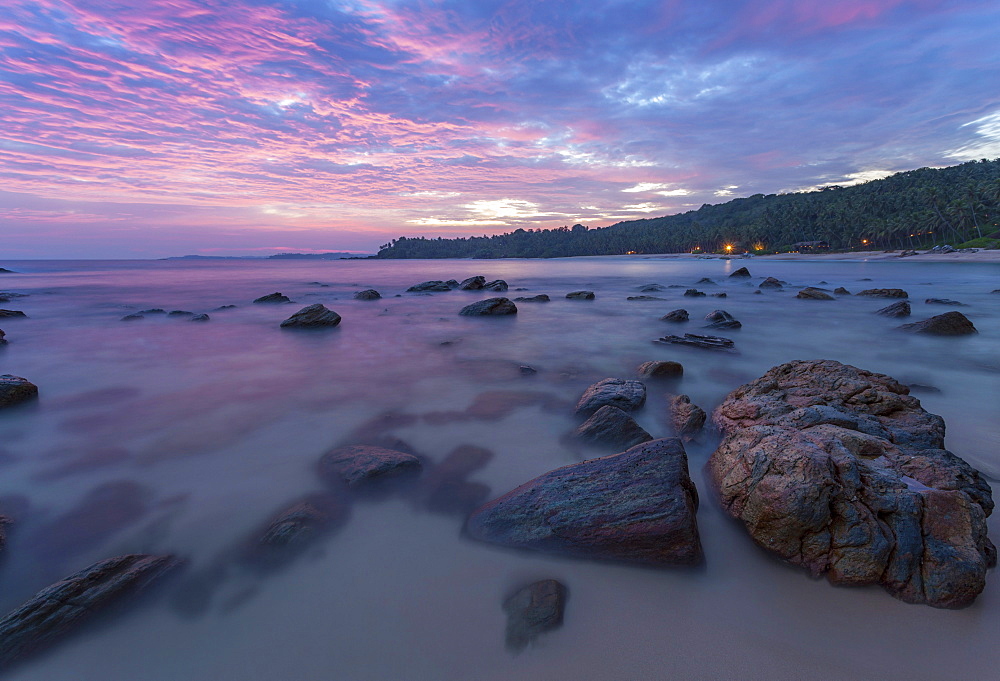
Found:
621,249 -> 1000,264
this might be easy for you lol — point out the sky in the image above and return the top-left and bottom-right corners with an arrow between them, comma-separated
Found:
2,0 -> 1000,258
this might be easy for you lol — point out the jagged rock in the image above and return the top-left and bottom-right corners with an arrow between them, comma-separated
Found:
797,287 -> 835,300
638,284 -> 665,292
503,580 -> 567,652
459,276 -> 485,290
876,301 -> 910,317
354,289 -> 381,300
898,311 -> 977,336
834,287 -> 851,295
704,310 -> 741,329
0,310 -> 27,318
407,280 -> 452,292
459,298 -> 517,316
683,289 -> 706,297
483,279 -> 508,292
513,295 -> 550,303
467,438 -> 702,566
566,291 -> 595,300
654,333 -> 735,351
636,360 -> 683,379
253,292 -> 291,304
574,405 -> 653,449
120,313 -> 144,321
280,304 -> 342,328
189,314 -> 210,322
729,267 -> 751,278
318,444 -> 422,488
574,378 -> 646,416
661,309 -> 689,322
668,394 -> 706,441
0,375 -> 37,408
925,298 -> 964,306
708,359 -> 995,608
759,277 -> 783,289
627,295 -> 666,301
0,554 -> 180,670
857,288 -> 908,298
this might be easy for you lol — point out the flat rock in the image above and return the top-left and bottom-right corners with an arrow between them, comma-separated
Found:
503,580 -> 567,652
459,276 -> 485,290
566,291 -> 595,300
627,295 -> 666,301
668,394 -> 706,441
797,287 -> 835,300
513,295 -> 549,303
704,309 -> 741,329
636,360 -> 683,379
654,333 -> 735,351
898,311 -> 977,336
574,378 -> 646,416
0,375 -> 37,408
459,298 -> 517,316
876,300 -> 910,317
354,289 -> 381,300
708,359 -> 995,608
857,288 -> 908,298
280,304 -> 342,328
466,438 -> 702,566
574,405 -> 653,449
407,280 -> 452,292
661,309 -> 689,322
729,267 -> 752,278
253,292 -> 291,304
925,298 -> 964,306
318,444 -> 422,488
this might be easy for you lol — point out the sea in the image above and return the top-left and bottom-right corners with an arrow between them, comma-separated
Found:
0,256 -> 998,681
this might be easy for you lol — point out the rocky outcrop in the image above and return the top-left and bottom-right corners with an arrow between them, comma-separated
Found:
354,289 -> 381,300
729,267 -> 751,278
0,375 -> 37,408
574,378 -> 646,416
898,311 -> 977,336
759,277 -> 784,289
661,309 -> 689,322
637,360 -> 683,379
708,359 -> 995,608
704,310 -> 741,329
459,276 -> 485,290
857,288 -> 908,298
566,291 -> 595,300
797,287 -> 835,300
503,580 -> 567,652
668,394 -> 706,441
280,304 -> 342,328
574,405 -> 653,449
483,279 -> 508,292
459,298 -> 517,316
876,301 -> 910,317
253,292 -> 291,304
407,280 -> 452,292
654,333 -> 735,351
0,554 -> 180,670
318,444 -> 422,488
513,295 -> 549,303
466,438 -> 702,566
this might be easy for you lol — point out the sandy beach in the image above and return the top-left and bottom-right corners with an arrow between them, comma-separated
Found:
634,249 -> 1000,263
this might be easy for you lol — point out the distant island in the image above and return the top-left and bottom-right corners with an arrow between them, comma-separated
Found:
376,159 -> 1000,259
163,252 -> 374,260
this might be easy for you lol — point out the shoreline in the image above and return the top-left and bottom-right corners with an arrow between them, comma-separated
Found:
631,249 -> 1000,264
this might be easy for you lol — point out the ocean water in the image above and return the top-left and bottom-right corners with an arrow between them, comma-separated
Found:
0,255 -> 998,681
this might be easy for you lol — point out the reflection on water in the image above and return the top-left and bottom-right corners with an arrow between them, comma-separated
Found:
0,256 -> 998,680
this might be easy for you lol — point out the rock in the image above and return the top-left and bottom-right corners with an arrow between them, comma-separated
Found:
189,314 -> 210,322
704,310 -> 741,329
318,444 -> 422,488
638,284 -> 665,292
253,292 -> 291,304
0,375 -> 37,408
661,309 -> 689,322
503,580 -> 567,652
925,298 -> 965,306
729,267 -> 751,278
467,438 -> 702,566
654,333 -> 735,351
710,292 -> 727,298
215,304 -> 237,310
636,361 -> 683,379
139,308 -> 166,314
459,276 -> 485,290
459,298 -> 517,316
566,291 -> 595,300
0,329 -> 5,345
354,289 -> 381,300
242,494 -> 348,568
0,516 -> 8,553
898,311 -> 977,336
696,277 -> 716,285
483,279 -> 508,292
857,288 -> 908,298
627,295 -> 666,301
445,280 -> 460,288
0,268 -> 14,273
407,280 -> 452,292
280,304 -> 342,328
120,313 -> 144,321
574,405 -> 653,449
513,295 -> 549,303
683,289 -> 706,297
759,277 -> 783,289
0,554 -> 180,670
708,359 -> 995,608
797,287 -> 835,300
0,310 -> 27,318
876,301 -> 910,317
167,310 -> 193,317
834,287 -> 851,295
574,378 -> 646,417
668,394 -> 706,441
422,445 -> 494,515
519,365 -> 537,375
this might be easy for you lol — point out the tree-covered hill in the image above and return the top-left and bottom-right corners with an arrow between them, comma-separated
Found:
376,158 -> 1000,258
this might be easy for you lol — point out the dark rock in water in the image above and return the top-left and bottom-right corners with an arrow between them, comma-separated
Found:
574,405 -> 653,449
0,375 -> 37,408
704,309 -> 741,329
636,360 -> 683,379
655,333 -> 735,351
0,310 -> 27,318
242,494 -> 348,569
513,295 -> 549,303
407,280 -> 452,292
710,292 -> 727,298
0,554 -> 180,670
992,289 -> 1000,294
459,298 -> 517,316
483,279 -> 508,292
445,280 -> 460,289
857,288 -> 908,298
354,289 -> 381,300
0,329 -> 5,345
834,287 -> 851,295
519,365 -> 537,375
729,267 -> 751,278
120,313 -> 144,321
503,579 -> 567,652
638,284 -> 665,292
566,291 -> 595,300
139,308 -> 166,314
627,295 -> 666,301
318,444 -> 422,488
898,311 -> 977,336
708,359 -> 995,608
925,298 -> 965,306
876,300 -> 910,317
683,289 -> 706,297
253,292 -> 291,304
466,438 -> 702,566
215,304 -> 237,310
907,383 -> 942,394
168,310 -> 193,317
661,309 -> 689,322
422,445 -> 494,514
696,277 -> 715,285
668,394 -> 706,441
574,378 -> 646,416
797,287 -> 835,300
759,277 -> 783,289
280,304 -> 342,328
0,516 -> 8,553
0,268 -> 15,273
459,276 -> 485,290
860,278 -> 873,281
189,314 -> 210,322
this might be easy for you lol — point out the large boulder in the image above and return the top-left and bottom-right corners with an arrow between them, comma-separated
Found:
466,438 -> 702,566
318,444 -> 422,488
876,301 -> 910,317
708,359 -> 995,608
898,311 -> 977,336
574,378 -> 646,416
459,298 -> 517,316
857,288 -> 908,298
503,580 -> 567,652
280,304 -> 342,328
573,405 -> 653,449
0,375 -> 37,408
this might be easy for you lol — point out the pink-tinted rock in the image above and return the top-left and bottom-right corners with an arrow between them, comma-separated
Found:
667,394 -> 706,441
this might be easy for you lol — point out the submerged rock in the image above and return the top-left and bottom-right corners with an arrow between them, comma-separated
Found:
638,284 -> 665,292
566,291 -> 595,300
354,289 -> 381,300
503,580 -> 567,652
0,375 -> 37,408
253,292 -> 291,304
242,494 -> 348,569
574,378 -> 646,416
120,313 -> 144,321
857,288 -> 908,299
668,394 -> 706,441
167,310 -> 193,317
661,309 -> 689,323
459,276 -> 485,290
0,268 -> 15,273
924,298 -> 964,306
627,295 -> 666,301
318,444 -> 422,488
459,298 -> 517,316
139,308 -> 166,315
876,300 -> 911,317
189,314 -> 210,322
280,304 -> 342,328
696,277 -> 716,285
898,311 -> 977,336
654,333 -> 735,351
797,287 -> 835,300
683,289 -> 706,297
0,329 -> 5,345
407,280 -> 452,292
421,445 -> 494,515
710,292 -> 727,298
708,359 -> 995,608
467,438 -> 702,566
704,309 -> 741,329
729,267 -> 751,278
513,295 -> 549,303
636,360 -> 683,379
574,405 -> 653,449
